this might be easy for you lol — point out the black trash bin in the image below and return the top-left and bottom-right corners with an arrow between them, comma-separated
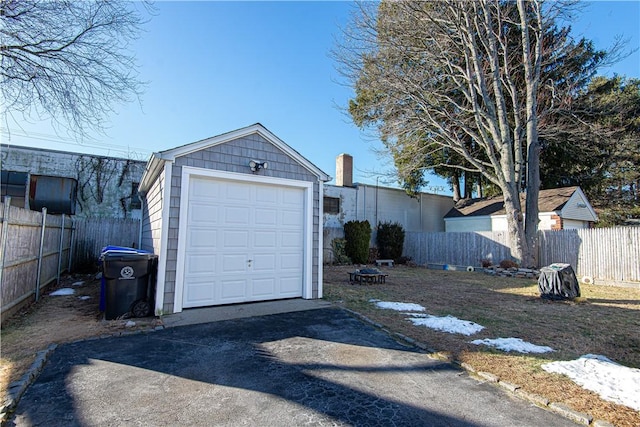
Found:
100,246 -> 157,320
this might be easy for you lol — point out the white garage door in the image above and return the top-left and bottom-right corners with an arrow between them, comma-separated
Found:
182,176 -> 305,308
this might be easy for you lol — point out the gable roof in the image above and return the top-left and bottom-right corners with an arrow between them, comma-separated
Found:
140,123 -> 330,192
444,186 -> 581,218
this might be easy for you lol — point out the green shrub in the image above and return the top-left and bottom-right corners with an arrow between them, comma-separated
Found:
331,238 -> 351,265
343,220 -> 371,264
376,221 -> 405,261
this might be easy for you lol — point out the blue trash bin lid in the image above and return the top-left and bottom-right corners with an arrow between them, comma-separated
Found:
100,245 -> 153,259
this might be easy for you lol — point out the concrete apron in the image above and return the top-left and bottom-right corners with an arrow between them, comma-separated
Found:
161,298 -> 334,328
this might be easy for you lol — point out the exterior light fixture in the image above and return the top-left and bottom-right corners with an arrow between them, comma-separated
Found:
249,160 -> 268,172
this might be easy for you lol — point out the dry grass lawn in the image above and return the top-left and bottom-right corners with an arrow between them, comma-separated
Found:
324,265 -> 640,427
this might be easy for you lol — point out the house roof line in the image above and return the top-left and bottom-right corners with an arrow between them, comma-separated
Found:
140,123 -> 331,192
443,186 -> 590,219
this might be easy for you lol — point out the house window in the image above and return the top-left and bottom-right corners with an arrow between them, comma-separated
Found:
129,182 -> 141,210
29,175 -> 77,215
0,170 -> 28,208
323,196 -> 340,214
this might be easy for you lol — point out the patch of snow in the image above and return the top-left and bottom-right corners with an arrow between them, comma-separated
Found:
78,296 -> 91,300
374,301 -> 426,312
407,315 -> 484,336
368,298 -> 381,302
124,320 -> 136,328
50,288 -> 75,296
542,354 -> 640,411
71,281 -> 85,287
470,337 -> 554,353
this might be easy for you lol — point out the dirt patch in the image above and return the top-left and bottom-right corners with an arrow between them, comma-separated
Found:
0,273 -> 161,408
324,265 -> 640,427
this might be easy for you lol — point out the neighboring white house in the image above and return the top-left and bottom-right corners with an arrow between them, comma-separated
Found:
444,186 -> 598,232
323,154 -> 454,260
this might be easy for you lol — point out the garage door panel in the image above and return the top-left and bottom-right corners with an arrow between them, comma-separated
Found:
224,206 -> 250,225
280,253 -> 302,270
183,176 -> 304,308
226,183 -> 251,201
281,210 -> 303,227
223,230 -> 249,248
281,231 -> 303,248
186,254 -> 217,274
222,255 -> 246,273
253,231 -> 276,248
280,276 -> 303,295
282,188 -> 304,205
188,229 -> 217,248
256,187 -> 278,204
190,178 -> 222,198
190,206 -> 220,225
255,208 -> 277,226
253,253 -> 276,271
185,280 -> 216,305
220,279 -> 248,300
252,278 -> 275,297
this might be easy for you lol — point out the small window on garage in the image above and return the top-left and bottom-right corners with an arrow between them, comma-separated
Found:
1,170 -> 28,208
129,182 -> 141,209
323,196 -> 340,214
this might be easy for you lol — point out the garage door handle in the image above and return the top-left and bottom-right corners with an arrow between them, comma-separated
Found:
247,259 -> 253,267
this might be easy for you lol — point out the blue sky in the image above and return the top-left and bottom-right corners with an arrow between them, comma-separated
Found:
2,1 -> 639,194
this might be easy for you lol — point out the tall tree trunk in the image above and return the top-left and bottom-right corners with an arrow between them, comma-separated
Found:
518,0 -> 542,268
451,173 -> 461,202
476,176 -> 483,198
502,183 -> 526,263
463,170 -> 474,199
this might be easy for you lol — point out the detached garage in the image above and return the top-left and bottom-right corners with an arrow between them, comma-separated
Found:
138,124 -> 330,315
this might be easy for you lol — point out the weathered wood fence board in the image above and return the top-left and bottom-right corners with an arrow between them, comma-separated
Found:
404,231 -> 513,267
72,217 -> 140,269
405,227 -> 640,284
1,202 -> 140,322
0,201 -> 73,321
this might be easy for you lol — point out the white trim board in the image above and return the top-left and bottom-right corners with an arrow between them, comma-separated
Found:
173,166 -> 315,313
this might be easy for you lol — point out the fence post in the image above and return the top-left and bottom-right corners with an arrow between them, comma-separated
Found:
0,197 -> 11,294
57,214 -> 65,284
68,217 -> 75,272
35,207 -> 47,302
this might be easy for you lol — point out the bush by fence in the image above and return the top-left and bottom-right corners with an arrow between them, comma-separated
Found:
376,221 -> 405,261
344,220 -> 371,264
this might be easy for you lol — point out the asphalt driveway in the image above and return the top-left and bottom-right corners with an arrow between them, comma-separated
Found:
9,307 -> 576,426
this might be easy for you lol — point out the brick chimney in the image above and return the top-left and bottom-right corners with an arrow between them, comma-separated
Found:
336,153 -> 353,187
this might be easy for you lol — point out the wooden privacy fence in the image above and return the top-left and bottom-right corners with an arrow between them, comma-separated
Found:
72,217 -> 141,270
403,231 -> 513,268
404,227 -> 640,284
0,199 -> 141,322
0,199 -> 73,322
538,227 -> 640,284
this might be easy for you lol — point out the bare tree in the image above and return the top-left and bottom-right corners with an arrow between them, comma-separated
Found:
336,0 -> 589,266
1,0 -> 150,136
